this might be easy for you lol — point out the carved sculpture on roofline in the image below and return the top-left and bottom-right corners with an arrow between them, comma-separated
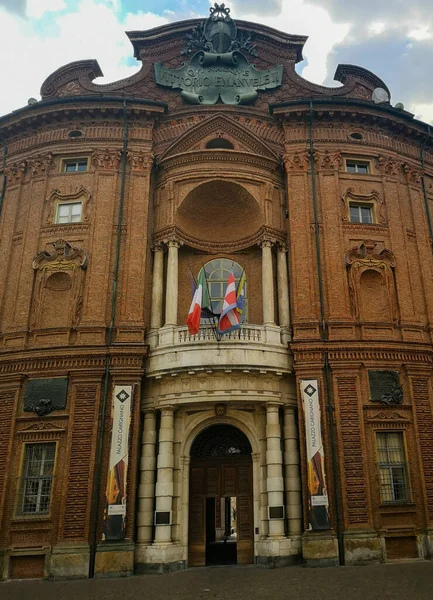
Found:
154,3 -> 283,105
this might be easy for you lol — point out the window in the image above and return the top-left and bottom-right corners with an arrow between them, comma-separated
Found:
346,160 -> 370,174
62,158 -> 88,173
17,443 -> 56,515
199,258 -> 247,323
349,203 -> 373,224
56,202 -> 82,224
376,432 -> 410,503
205,138 -> 234,149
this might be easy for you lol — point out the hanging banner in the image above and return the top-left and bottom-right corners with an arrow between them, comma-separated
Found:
300,379 -> 330,530
102,385 -> 132,541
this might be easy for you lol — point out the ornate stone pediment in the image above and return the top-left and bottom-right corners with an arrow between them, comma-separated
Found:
33,239 -> 88,271
159,114 -> 279,162
346,240 -> 395,270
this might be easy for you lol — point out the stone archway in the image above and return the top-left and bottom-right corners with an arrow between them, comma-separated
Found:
188,424 -> 254,567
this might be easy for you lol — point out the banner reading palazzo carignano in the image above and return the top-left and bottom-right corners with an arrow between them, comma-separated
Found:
300,380 -> 330,530
102,385 -> 132,541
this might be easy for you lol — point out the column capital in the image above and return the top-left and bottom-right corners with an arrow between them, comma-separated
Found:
259,239 -> 275,249
152,244 -> 166,254
277,242 -> 288,253
143,407 -> 157,415
160,405 -> 175,416
164,239 -> 183,249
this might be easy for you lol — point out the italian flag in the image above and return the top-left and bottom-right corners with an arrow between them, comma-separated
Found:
186,269 -> 210,335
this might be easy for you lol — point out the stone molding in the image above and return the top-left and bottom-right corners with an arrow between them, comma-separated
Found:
153,224 -> 286,252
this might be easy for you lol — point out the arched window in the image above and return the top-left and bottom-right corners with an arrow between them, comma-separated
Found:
199,258 -> 247,323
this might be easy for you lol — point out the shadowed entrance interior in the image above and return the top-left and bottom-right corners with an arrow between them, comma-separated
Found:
188,425 -> 254,567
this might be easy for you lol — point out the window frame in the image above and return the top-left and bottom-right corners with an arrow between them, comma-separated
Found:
349,202 -> 374,224
61,157 -> 89,173
15,442 -> 57,518
55,201 -> 83,224
345,158 -> 371,175
376,431 -> 411,505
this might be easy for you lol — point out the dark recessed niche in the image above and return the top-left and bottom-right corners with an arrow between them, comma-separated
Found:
349,132 -> 364,141
205,138 -> 234,149
68,129 -> 83,138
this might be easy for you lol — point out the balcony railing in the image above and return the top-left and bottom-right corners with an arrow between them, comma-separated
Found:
177,325 -> 262,344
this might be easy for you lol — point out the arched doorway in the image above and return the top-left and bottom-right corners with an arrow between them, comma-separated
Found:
188,425 -> 254,567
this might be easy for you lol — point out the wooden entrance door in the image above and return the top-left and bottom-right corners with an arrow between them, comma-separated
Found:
188,456 -> 253,566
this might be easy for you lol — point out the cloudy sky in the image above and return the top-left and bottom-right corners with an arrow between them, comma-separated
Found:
0,0 -> 432,123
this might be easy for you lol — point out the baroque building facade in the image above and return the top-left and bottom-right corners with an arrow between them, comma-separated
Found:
1,5 -> 433,579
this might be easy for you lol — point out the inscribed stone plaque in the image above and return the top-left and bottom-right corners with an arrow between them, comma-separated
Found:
24,377 -> 68,415
368,371 -> 401,403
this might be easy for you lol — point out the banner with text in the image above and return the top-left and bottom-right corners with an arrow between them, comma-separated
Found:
102,385 -> 132,541
300,379 -> 330,530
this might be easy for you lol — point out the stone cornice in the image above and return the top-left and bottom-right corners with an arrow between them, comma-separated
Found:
0,98 -> 166,141
290,342 -> 433,366
153,224 -> 286,252
0,348 -> 147,375
157,150 -> 279,173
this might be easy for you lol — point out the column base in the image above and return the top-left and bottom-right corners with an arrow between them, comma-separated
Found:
50,543 -> 90,579
256,536 -> 302,568
94,541 -> 135,578
135,543 -> 186,574
302,531 -> 340,567
344,530 -> 383,566
423,529 -> 433,559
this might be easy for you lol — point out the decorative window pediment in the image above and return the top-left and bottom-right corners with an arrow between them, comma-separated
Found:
46,186 -> 91,225
342,188 -> 385,224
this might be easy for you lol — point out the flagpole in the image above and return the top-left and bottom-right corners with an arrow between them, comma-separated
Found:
202,266 -> 220,342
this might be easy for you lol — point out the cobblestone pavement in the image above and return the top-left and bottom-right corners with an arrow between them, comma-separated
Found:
2,562 -> 433,600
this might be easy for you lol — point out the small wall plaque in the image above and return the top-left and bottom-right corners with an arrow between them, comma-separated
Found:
154,511 -> 171,526
268,506 -> 285,520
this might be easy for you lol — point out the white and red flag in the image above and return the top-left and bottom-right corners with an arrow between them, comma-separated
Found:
186,269 -> 210,335
218,271 -> 241,335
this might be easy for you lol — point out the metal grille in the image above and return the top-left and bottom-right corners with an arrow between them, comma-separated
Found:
377,432 -> 410,503
191,425 -> 252,458
199,259 -> 247,323
17,443 -> 56,515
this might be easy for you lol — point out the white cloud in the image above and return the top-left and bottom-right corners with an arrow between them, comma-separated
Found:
231,0 -> 350,85
413,103 -> 433,125
26,0 -> 66,19
0,1 -> 171,116
408,26 -> 432,41
369,21 -> 386,36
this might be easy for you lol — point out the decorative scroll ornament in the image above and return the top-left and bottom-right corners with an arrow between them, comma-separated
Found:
33,239 -> 88,271
25,398 -> 55,416
154,3 -> 283,105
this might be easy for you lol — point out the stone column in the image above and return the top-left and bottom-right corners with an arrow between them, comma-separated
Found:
261,240 -> 275,325
150,245 -> 165,330
137,410 -> 157,543
284,405 -> 303,535
266,403 -> 285,537
277,243 -> 291,336
164,240 -> 181,326
154,406 -> 175,544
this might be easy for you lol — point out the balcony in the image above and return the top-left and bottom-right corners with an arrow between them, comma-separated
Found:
146,324 -> 293,378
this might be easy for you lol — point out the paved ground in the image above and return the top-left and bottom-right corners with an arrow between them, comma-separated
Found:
2,562 -> 433,600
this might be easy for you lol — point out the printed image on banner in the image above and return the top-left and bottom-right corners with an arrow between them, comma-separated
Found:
102,385 -> 132,541
300,379 -> 330,530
